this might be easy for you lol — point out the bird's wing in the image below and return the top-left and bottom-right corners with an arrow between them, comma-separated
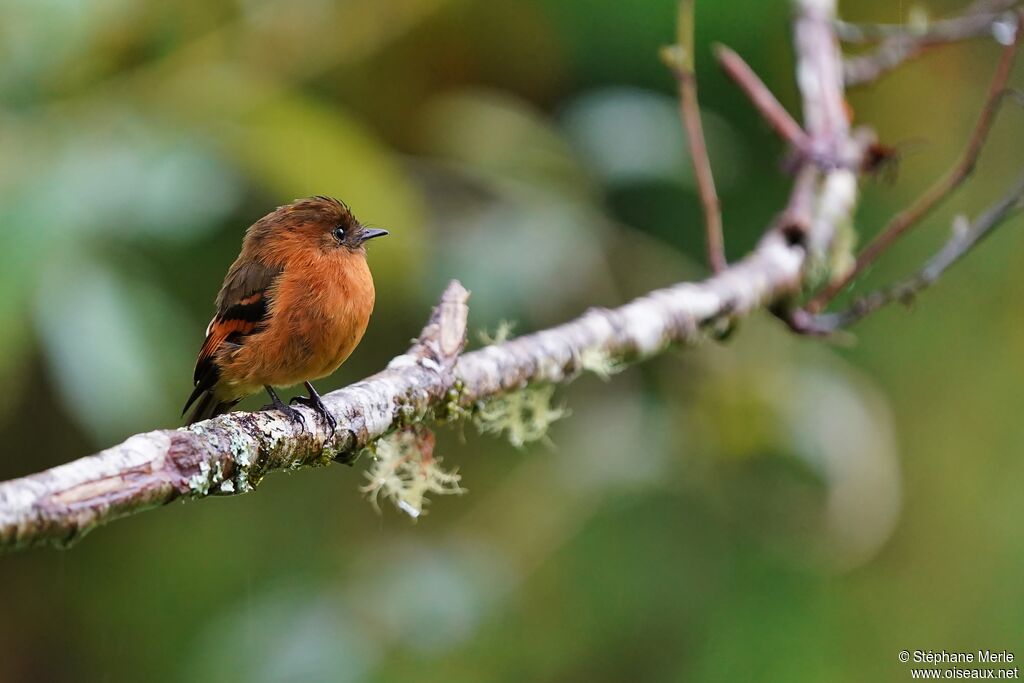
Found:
184,261 -> 283,413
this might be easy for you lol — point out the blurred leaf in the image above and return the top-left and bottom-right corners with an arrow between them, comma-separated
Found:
186,585 -> 377,683
0,205 -> 52,416
437,196 -> 612,322
34,254 -> 195,443
416,88 -> 616,322
680,321 -> 901,571
0,311 -> 30,422
0,117 -> 238,428
344,540 -> 508,654
0,111 -> 242,243
418,88 -> 598,201
561,86 -> 745,190
536,0 -> 676,89
0,0 -> 101,99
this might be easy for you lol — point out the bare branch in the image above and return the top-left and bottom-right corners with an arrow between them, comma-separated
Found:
762,0 -> 866,333
396,279 -> 469,373
795,0 -> 852,145
661,0 -> 727,273
775,163 -> 819,243
714,43 -> 810,151
792,0 -> 864,266
836,0 -> 1018,44
807,29 -> 1021,313
800,173 -> 1024,331
843,1 -> 1020,86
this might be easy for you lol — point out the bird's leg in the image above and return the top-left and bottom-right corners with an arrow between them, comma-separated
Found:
290,381 -> 337,436
262,385 -> 306,428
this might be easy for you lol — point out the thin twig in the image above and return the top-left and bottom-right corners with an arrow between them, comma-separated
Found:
843,1 -> 1021,86
713,43 -> 810,150
802,173 -> 1024,331
837,0 -> 1018,43
806,29 -> 1021,313
661,0 -> 727,273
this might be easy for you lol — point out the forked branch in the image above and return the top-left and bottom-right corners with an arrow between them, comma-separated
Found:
843,0 -> 1021,85
807,25 -> 1021,313
803,173 -> 1024,331
0,0 -> 1013,552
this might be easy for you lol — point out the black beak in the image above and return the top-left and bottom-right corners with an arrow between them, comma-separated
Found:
358,227 -> 389,243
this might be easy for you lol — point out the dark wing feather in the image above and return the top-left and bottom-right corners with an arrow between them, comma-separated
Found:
214,261 -> 282,313
183,261 -> 283,417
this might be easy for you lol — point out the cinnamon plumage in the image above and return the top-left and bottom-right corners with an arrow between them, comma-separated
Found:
183,196 -> 387,430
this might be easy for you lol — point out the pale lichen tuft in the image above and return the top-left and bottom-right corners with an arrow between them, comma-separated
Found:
361,427 -> 465,519
233,447 -> 254,493
580,347 -> 627,381
187,459 -> 226,497
477,320 -> 516,345
474,384 -> 569,448
438,382 -> 471,423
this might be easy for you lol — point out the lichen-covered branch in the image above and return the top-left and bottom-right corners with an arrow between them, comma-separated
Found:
0,234 -> 804,552
0,0 -> 866,553
0,281 -> 470,551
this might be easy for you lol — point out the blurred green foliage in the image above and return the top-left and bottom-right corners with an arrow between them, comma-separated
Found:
1,0 -> 1023,681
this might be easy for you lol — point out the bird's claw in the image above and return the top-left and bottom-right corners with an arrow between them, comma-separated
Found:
291,394 -> 337,437
261,399 -> 307,428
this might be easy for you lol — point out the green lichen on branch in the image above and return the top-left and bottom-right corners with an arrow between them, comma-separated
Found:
437,381 -> 472,423
477,320 -> 516,345
183,424 -> 238,497
580,347 -> 628,381
184,416 -> 338,500
360,426 -> 465,518
186,459 -> 224,497
473,384 -> 569,448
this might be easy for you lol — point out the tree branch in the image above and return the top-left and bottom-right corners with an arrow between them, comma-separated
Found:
798,172 -> 1024,331
0,238 -> 804,552
836,0 -> 1018,44
0,0 -> 867,553
842,0 -> 1021,86
792,0 -> 863,262
807,28 -> 1021,313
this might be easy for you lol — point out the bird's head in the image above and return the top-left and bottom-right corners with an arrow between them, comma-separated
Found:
252,196 -> 389,254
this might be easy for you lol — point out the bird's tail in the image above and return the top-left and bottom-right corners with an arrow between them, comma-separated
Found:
183,388 -> 239,425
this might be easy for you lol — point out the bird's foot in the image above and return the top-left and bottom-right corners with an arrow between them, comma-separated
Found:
262,388 -> 307,429
291,390 -> 337,437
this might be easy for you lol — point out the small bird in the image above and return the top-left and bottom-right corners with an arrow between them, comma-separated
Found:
183,196 -> 387,430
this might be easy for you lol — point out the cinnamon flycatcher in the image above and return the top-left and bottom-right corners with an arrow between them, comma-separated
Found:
183,196 -> 387,430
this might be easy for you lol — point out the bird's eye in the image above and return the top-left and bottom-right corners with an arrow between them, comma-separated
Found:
332,226 -> 346,243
